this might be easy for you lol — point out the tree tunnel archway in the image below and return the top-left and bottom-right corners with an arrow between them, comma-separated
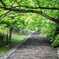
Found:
0,0 -> 59,24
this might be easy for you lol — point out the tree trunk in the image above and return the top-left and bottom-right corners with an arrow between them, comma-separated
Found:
9,27 -> 13,42
6,32 -> 9,45
55,26 -> 59,36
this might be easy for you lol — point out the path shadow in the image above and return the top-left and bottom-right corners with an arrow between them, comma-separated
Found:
23,37 -> 51,46
19,34 -> 51,49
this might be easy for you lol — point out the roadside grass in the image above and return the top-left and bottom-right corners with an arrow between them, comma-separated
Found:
0,33 -> 27,56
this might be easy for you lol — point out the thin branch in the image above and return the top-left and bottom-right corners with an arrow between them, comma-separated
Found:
15,0 -> 22,9
0,0 -> 6,8
36,0 -> 40,6
11,0 -> 16,7
15,0 -> 20,8
0,11 -> 10,19
15,0 -> 22,5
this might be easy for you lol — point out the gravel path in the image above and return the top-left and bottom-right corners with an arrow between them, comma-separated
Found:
7,34 -> 58,59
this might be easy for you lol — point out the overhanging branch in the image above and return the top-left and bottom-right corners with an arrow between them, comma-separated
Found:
13,5 -> 59,10
0,7 -> 59,24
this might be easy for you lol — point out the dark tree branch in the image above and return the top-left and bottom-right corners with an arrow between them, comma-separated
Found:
0,0 -> 59,10
13,5 -> 59,10
11,0 -> 16,7
14,0 -> 59,10
36,0 -> 40,6
0,5 -> 59,10
0,7 -> 59,24
0,11 -> 10,19
15,0 -> 22,5
15,0 -> 22,9
0,0 -> 6,8
15,0 -> 20,7
37,11 -> 59,24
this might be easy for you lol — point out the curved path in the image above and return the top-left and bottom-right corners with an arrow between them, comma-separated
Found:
7,34 -> 58,59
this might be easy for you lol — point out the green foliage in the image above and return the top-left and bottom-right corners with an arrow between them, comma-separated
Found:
0,24 -> 8,35
40,20 -> 57,37
51,34 -> 59,47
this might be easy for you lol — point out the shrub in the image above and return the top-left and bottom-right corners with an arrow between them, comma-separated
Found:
51,34 -> 59,47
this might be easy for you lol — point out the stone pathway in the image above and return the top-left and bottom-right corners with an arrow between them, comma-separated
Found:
7,34 -> 58,59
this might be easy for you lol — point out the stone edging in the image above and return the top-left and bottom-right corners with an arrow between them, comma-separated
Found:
57,47 -> 59,58
0,33 -> 33,59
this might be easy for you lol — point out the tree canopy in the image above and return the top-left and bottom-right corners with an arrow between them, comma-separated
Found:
0,0 -> 59,24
